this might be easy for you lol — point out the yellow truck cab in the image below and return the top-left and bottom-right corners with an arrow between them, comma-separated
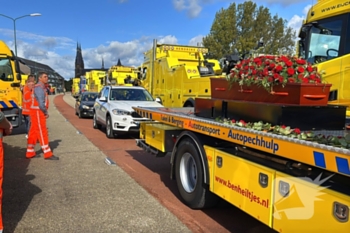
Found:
298,0 -> 350,117
71,77 -> 80,98
86,70 -> 107,93
137,39 -> 223,107
0,40 -> 23,127
107,63 -> 138,86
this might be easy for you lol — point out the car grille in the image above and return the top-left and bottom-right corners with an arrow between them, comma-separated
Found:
131,111 -> 142,118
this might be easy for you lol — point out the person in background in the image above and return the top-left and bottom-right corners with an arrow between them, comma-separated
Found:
26,71 -> 59,160
22,75 -> 35,138
0,110 -> 13,233
45,83 -> 50,95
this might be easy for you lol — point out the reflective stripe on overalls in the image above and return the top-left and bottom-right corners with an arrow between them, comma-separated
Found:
26,83 -> 52,158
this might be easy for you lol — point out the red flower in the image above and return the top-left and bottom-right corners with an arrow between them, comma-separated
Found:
287,68 -> 295,76
253,57 -> 262,65
281,125 -> 286,129
231,119 -> 236,123
297,66 -> 305,73
239,120 -> 246,126
285,60 -> 293,67
302,77 -> 309,83
307,66 -> 313,72
294,128 -> 301,134
275,65 -> 283,72
296,59 -> 306,65
228,55 -> 323,93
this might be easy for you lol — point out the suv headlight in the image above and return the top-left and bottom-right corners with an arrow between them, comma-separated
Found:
82,105 -> 90,109
112,109 -> 131,115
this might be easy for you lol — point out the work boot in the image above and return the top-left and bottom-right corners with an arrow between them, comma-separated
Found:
45,155 -> 59,160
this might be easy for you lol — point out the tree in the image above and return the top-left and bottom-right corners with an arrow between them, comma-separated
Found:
202,1 -> 296,60
65,78 -> 73,91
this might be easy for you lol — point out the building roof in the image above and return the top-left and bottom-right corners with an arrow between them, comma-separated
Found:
18,57 -> 65,80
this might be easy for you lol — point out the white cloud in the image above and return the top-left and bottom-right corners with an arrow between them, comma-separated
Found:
172,0 -> 202,18
3,34 -> 185,80
287,4 -> 312,36
188,35 -> 204,46
256,0 -> 307,7
172,0 -> 310,18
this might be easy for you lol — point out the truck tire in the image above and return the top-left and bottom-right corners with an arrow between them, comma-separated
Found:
105,116 -> 114,138
93,112 -> 101,129
175,138 -> 219,209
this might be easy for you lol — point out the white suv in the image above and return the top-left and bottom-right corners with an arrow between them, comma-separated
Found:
93,85 -> 163,138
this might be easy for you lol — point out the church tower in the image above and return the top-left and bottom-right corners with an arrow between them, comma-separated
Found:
75,42 -> 85,77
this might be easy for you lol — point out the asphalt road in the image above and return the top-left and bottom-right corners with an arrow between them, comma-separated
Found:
2,93 -> 277,233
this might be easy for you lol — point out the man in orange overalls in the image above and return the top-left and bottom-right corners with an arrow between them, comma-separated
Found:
0,110 -> 13,232
22,75 -> 35,138
26,71 -> 59,160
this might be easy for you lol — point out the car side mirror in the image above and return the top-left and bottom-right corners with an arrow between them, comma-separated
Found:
99,96 -> 107,102
155,97 -> 162,104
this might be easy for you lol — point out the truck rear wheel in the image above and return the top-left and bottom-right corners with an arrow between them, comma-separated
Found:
175,138 -> 218,209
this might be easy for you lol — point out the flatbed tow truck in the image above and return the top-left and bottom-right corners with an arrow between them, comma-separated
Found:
133,102 -> 350,232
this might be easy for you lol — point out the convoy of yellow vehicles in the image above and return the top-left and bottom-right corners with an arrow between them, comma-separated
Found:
137,39 -> 223,107
1,0 -> 350,231
133,1 -> 350,232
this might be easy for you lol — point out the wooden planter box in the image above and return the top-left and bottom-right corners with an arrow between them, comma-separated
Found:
210,78 -> 332,106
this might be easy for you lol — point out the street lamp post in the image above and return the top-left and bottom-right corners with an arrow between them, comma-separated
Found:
0,13 -> 41,56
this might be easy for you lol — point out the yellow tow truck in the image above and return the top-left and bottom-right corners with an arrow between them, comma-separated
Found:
298,0 -> 350,117
136,39 -> 223,107
107,62 -> 138,86
0,40 -> 23,127
86,70 -> 107,93
134,101 -> 349,232
71,77 -> 80,98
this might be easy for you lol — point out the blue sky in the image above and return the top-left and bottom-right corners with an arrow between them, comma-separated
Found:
0,0 -> 311,80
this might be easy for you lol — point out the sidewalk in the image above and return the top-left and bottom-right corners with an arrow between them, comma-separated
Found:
2,94 -> 191,233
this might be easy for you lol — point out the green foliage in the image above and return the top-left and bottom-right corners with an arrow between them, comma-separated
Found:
202,1 -> 296,59
64,78 -> 73,91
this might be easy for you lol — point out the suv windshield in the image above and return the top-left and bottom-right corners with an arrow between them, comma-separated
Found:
109,88 -> 154,101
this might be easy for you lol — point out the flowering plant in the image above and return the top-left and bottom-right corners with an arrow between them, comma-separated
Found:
216,117 -> 350,149
227,55 -> 324,92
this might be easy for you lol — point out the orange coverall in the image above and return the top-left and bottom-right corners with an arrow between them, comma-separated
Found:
22,85 -> 32,134
22,85 -> 31,115
26,82 -> 53,158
